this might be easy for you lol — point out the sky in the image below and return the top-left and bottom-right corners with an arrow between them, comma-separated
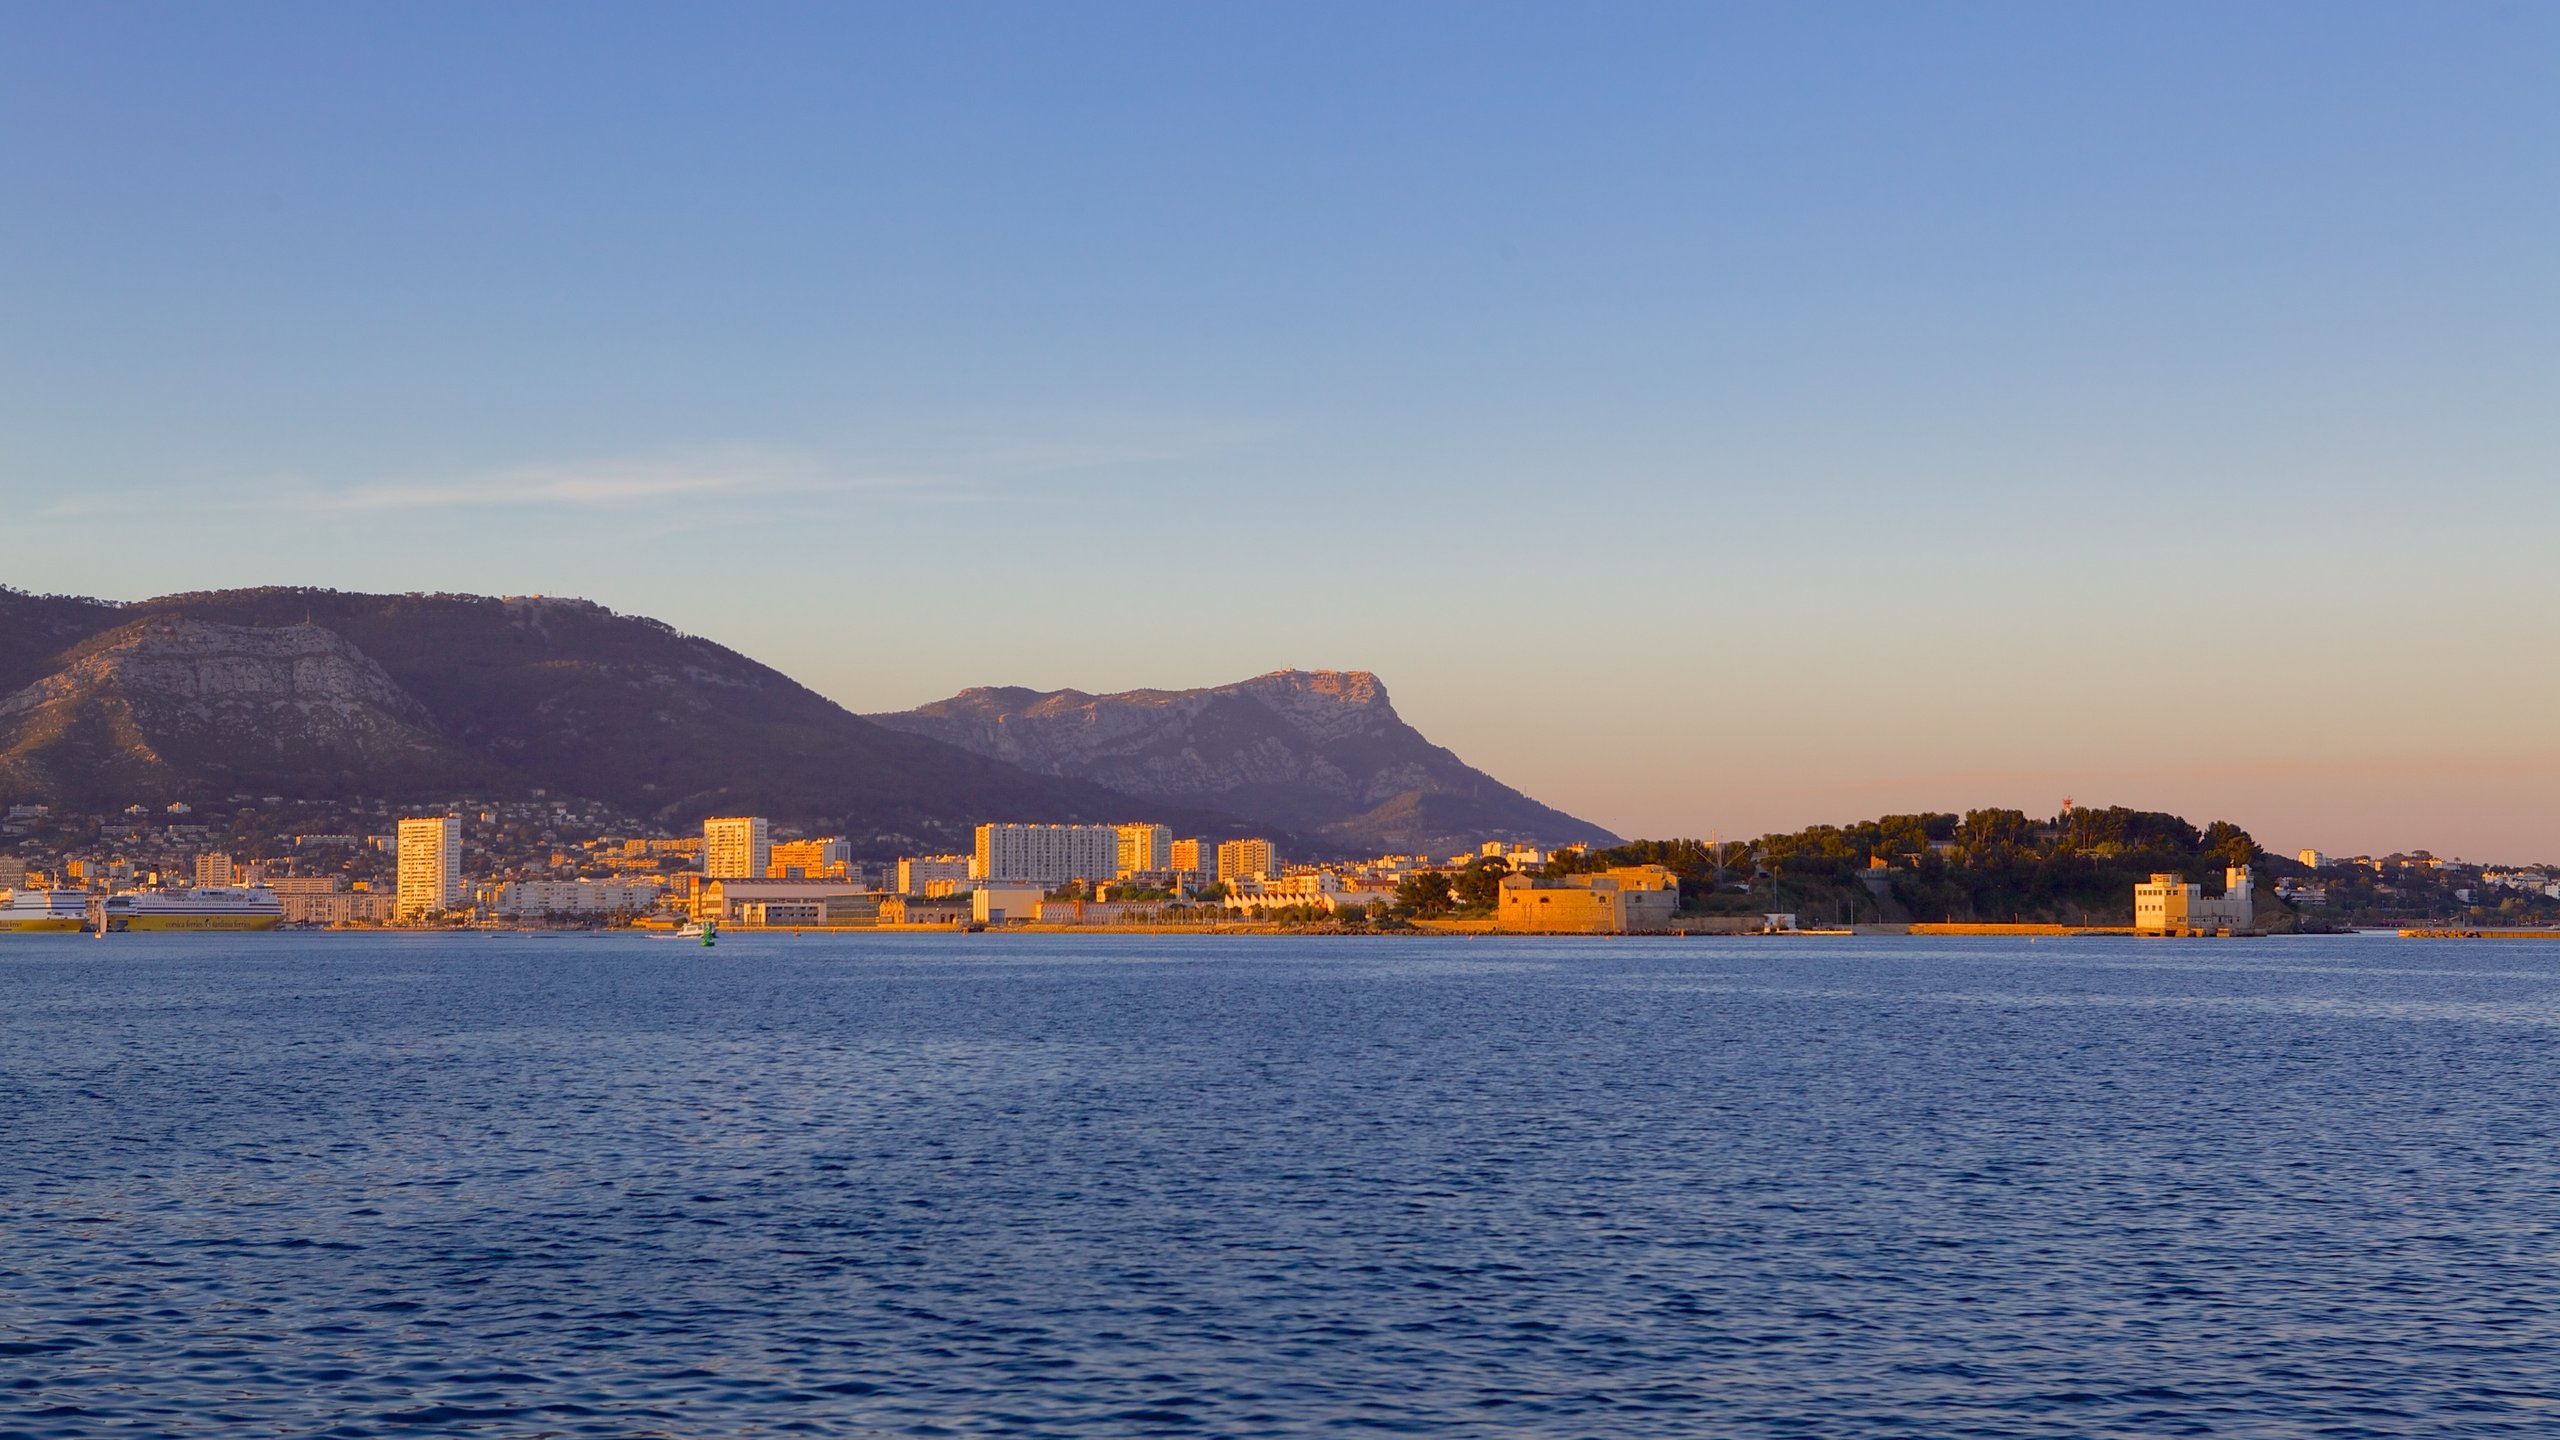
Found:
2,2 -> 2555,859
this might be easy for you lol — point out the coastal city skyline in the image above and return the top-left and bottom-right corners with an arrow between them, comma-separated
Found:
7,777 -> 2545,938
10,8 -> 2559,1437
4,6 -> 2553,859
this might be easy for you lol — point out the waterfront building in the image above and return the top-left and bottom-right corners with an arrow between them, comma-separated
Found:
396,816 -> 463,919
1036,898 -> 1169,925
1215,838 -> 1280,883
489,878 -> 666,918
276,880 -> 396,926
2134,867 -> 2256,935
738,899 -> 823,927
973,823 -> 1120,886
1222,872 -> 1374,917
883,894 -> 971,926
768,837 -> 850,880
1494,866 -> 1681,934
1169,838 -> 1212,880
971,885 -> 1049,924
1115,823 -> 1174,877
695,878 -> 878,924
703,816 -> 772,880
897,854 -> 974,895
730,892 -> 884,927
193,852 -> 234,888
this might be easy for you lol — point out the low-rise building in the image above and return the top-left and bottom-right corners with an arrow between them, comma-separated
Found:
695,878 -> 879,923
822,893 -> 888,925
281,889 -> 399,926
489,878 -> 666,918
767,838 -> 852,880
1494,866 -> 1681,933
882,895 -> 971,926
739,899 -> 824,927
1222,872 -> 1375,917
971,885 -> 1049,924
897,854 -> 974,895
1036,898 -> 1166,925
2134,867 -> 2256,935
2273,877 -> 2330,907
735,892 -> 882,927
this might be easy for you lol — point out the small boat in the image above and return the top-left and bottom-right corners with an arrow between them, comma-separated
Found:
677,919 -> 718,946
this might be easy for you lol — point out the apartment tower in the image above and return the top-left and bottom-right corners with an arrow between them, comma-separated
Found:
395,816 -> 463,919
973,823 -> 1121,886
1215,838 -> 1280,883
1114,823 -> 1174,877
703,816 -> 772,881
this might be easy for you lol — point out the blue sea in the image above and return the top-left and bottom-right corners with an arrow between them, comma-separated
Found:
5,932 -> 2558,1436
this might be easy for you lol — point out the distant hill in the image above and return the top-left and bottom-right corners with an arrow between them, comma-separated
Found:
0,587 -> 1176,849
870,669 -> 1618,855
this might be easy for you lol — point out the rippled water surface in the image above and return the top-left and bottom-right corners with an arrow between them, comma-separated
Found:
6,932 -> 2560,1436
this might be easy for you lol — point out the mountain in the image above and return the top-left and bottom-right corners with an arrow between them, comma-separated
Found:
869,669 -> 1619,855
0,615 -> 501,805
0,586 -> 1172,848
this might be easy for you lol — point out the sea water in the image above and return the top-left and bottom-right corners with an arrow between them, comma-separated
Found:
4,932 -> 2557,1436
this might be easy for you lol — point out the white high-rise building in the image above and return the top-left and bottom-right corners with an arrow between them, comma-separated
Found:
396,816 -> 463,919
1115,823 -> 1174,877
703,816 -> 771,880
194,852 -> 234,888
973,823 -> 1121,886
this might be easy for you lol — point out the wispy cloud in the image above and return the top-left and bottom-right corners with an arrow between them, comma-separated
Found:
317,446 -> 934,511
273,417 -> 1262,513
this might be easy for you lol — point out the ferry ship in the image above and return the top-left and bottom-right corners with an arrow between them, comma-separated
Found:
0,890 -> 96,932
105,887 -> 286,932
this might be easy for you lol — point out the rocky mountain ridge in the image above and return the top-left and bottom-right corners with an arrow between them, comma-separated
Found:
0,588 -> 1614,857
0,616 -> 491,804
0,587 -> 1165,849
870,669 -> 1617,855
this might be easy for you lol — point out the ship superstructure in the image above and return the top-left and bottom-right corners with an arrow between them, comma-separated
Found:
105,887 -> 286,932
0,890 -> 95,932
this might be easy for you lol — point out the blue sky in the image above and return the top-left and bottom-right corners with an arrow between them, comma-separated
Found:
3,2 -> 2555,856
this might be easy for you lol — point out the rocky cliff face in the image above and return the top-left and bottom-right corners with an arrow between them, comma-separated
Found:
0,617 -> 494,803
0,588 -> 1177,847
871,669 -> 1618,854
